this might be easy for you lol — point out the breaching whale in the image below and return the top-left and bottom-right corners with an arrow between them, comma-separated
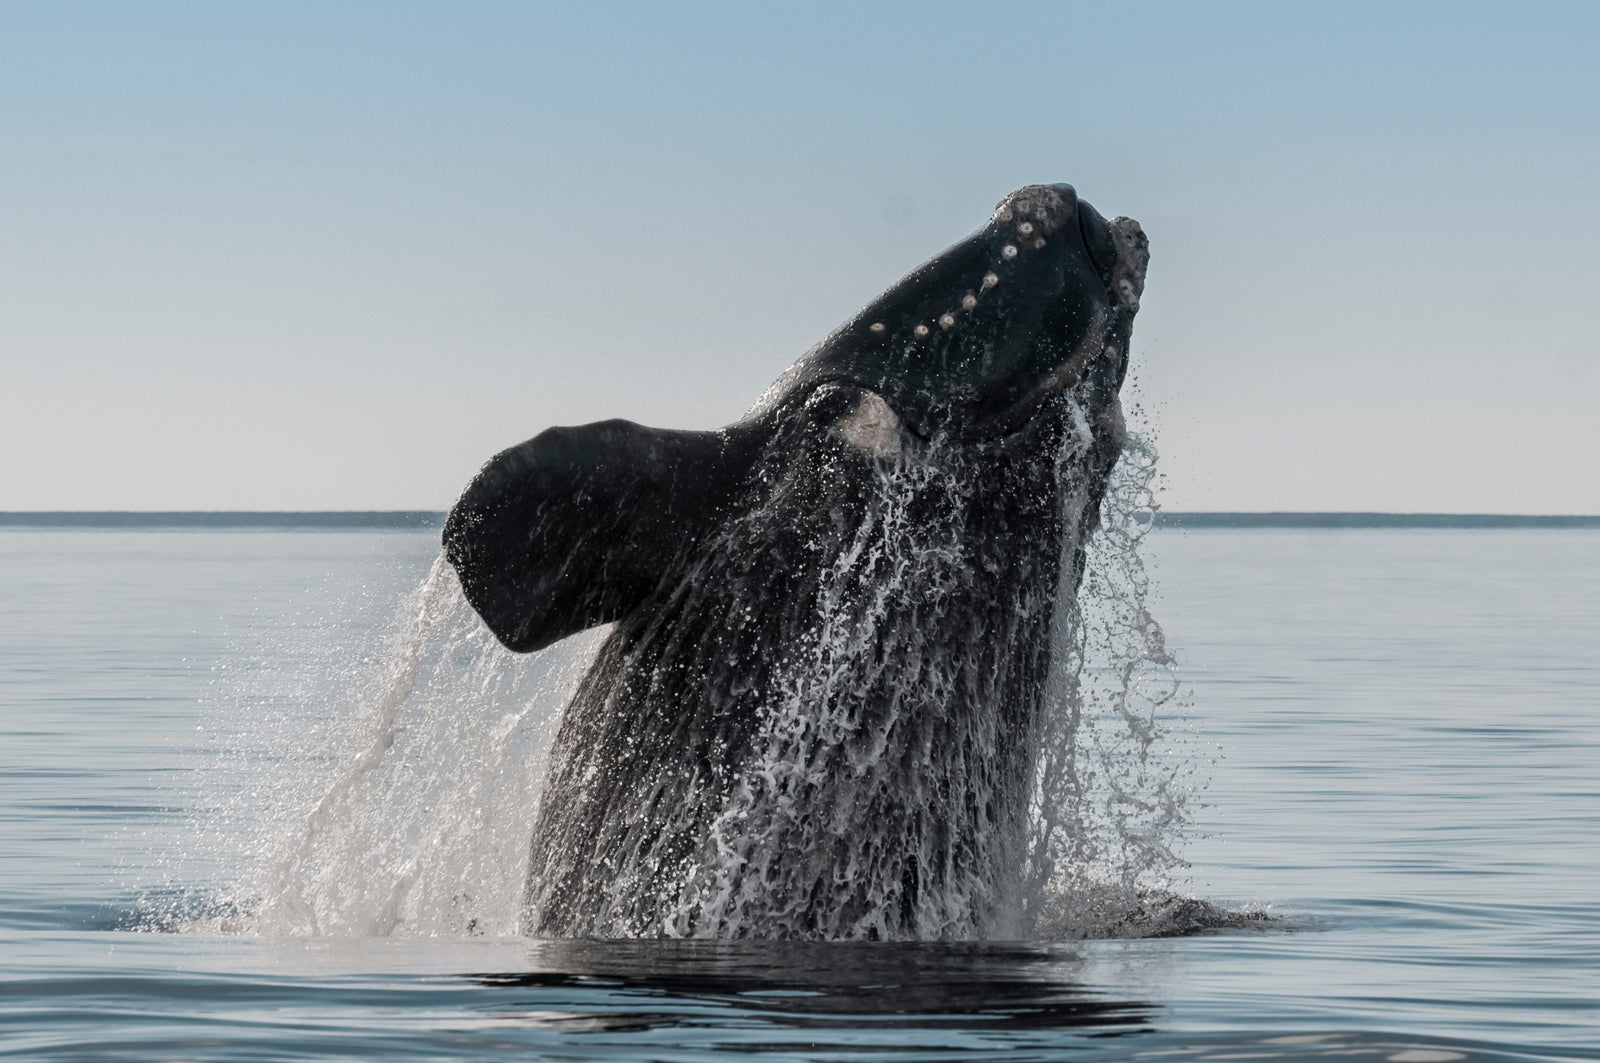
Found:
444,183 -> 1149,939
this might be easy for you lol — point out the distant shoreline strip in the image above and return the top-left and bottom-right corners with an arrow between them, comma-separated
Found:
0,511 -> 445,530
1,511 -> 1598,530
1157,512 -> 1600,529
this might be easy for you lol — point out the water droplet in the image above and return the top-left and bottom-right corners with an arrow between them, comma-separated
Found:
982,272 -> 999,288
938,314 -> 955,328
913,324 -> 930,337
961,294 -> 977,309
1001,245 -> 1018,260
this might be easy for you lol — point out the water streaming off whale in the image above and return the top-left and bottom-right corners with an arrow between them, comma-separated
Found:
161,570 -> 606,937
154,423 -> 1215,940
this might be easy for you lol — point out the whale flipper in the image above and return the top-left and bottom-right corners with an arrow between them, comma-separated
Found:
443,420 -> 748,653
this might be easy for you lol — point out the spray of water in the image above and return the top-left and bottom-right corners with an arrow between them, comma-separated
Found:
667,442 -> 1032,938
149,557 -> 602,936
157,426 -> 1220,939
647,419 -> 1210,940
1025,430 -> 1214,938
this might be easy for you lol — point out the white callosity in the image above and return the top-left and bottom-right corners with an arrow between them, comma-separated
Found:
830,391 -> 905,460
1109,216 -> 1149,313
882,185 -> 1084,346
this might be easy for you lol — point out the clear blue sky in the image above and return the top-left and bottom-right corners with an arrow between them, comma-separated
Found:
2,1 -> 1596,511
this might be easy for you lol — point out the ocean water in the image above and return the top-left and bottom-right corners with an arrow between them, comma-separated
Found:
1,525 -> 1596,1060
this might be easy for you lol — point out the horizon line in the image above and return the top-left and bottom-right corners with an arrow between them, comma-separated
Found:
2,511 -> 1598,531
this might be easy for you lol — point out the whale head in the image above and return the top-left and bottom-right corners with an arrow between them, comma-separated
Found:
780,183 -> 1148,441
445,183 -> 1148,655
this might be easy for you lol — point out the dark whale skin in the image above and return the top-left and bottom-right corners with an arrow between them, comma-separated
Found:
443,184 -> 1148,939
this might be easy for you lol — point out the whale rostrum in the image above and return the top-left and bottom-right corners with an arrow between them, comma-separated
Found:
444,184 -> 1148,939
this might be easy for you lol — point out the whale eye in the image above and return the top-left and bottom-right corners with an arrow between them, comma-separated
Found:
1077,200 -> 1118,284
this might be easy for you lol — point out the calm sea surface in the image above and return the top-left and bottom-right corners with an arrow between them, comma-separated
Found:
1,527 -> 1595,1060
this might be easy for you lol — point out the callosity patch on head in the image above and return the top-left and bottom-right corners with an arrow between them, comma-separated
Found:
992,184 -> 1079,236
830,390 -> 905,459
1108,217 -> 1149,312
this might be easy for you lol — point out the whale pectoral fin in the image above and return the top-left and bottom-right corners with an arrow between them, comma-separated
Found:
443,419 -> 743,653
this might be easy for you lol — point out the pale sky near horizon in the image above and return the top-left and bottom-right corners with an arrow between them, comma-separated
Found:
2,1 -> 1596,512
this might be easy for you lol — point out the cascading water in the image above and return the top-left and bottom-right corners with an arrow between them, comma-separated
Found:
670,439 -> 1040,939
629,412 -> 1205,941
243,558 -> 605,938
1026,429 -> 1212,938
152,559 -> 606,937
160,422 -> 1215,940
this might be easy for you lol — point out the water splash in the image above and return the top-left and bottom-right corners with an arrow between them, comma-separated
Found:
152,431 -> 1216,940
1026,429 -> 1217,939
667,425 -> 1207,940
670,440 -> 1037,939
153,560 -> 601,937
